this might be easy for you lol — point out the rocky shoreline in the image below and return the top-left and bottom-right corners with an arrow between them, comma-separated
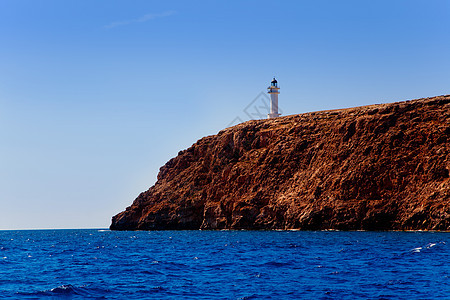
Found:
111,95 -> 449,231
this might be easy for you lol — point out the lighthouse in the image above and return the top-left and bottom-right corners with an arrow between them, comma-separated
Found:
267,77 -> 281,118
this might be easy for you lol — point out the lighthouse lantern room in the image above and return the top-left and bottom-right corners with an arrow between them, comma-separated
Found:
267,77 -> 281,118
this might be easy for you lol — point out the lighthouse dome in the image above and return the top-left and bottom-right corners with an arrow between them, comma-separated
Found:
271,78 -> 277,84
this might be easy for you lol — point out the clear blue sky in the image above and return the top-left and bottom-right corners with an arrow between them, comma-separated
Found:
0,0 -> 449,229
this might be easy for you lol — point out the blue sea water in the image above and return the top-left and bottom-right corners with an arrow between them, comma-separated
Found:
0,230 -> 448,299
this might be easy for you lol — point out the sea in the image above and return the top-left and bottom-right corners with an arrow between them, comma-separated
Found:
0,229 -> 448,299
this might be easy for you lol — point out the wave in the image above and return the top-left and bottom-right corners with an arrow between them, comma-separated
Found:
50,284 -> 84,295
409,241 -> 446,253
17,284 -> 108,299
260,260 -> 293,268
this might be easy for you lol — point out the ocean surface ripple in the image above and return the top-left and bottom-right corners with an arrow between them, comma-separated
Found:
0,230 -> 448,299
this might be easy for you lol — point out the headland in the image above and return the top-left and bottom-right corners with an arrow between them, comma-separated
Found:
111,95 -> 449,231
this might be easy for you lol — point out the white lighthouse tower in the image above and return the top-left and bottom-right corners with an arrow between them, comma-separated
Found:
267,77 -> 281,118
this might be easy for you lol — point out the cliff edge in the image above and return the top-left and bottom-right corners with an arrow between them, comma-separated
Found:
111,95 -> 450,231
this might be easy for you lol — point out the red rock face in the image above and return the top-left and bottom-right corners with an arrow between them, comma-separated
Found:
110,96 -> 450,231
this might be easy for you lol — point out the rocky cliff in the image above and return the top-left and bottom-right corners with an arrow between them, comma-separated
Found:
111,95 -> 450,231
